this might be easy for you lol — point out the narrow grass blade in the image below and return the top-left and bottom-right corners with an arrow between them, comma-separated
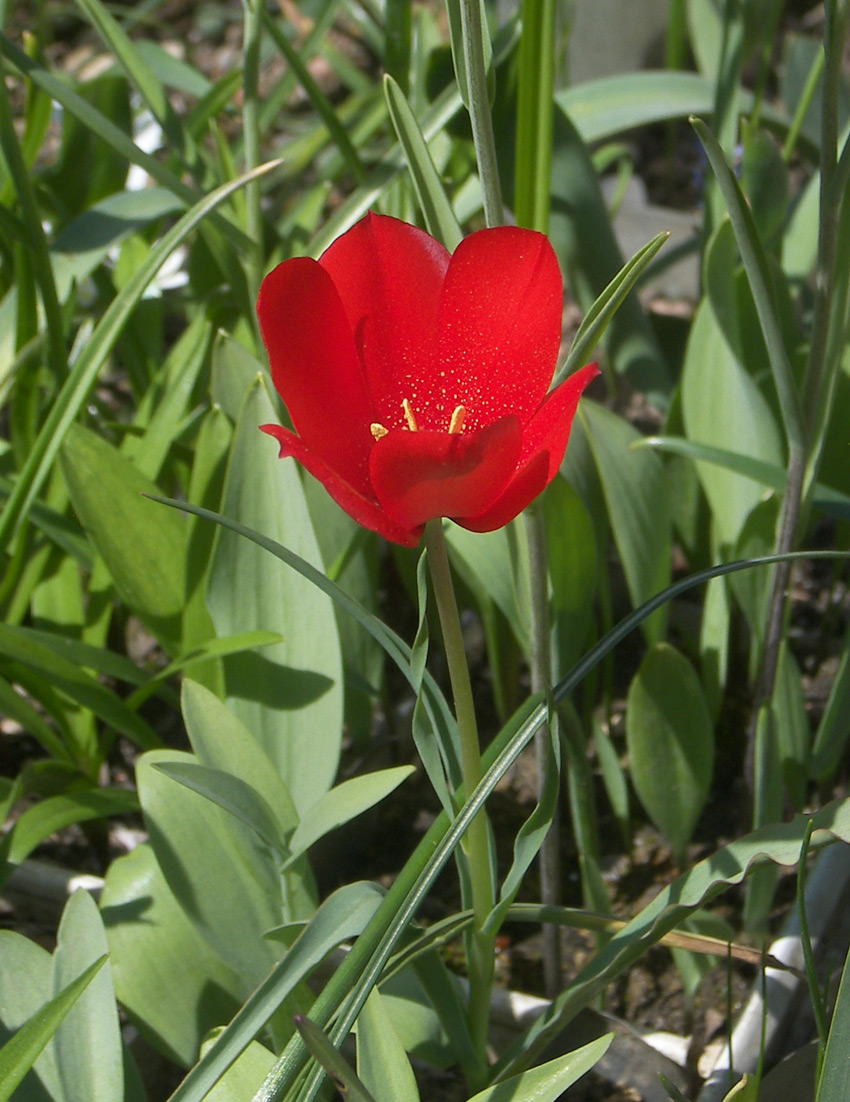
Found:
555,232 -> 669,386
383,74 -> 462,250
0,159 -> 280,551
692,117 -> 805,452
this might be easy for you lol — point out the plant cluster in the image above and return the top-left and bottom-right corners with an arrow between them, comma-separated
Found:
1,1 -> 850,1100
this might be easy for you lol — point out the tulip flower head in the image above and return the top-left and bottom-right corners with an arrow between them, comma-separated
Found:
258,213 -> 598,546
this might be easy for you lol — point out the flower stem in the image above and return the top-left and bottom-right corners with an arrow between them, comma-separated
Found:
424,518 -> 495,1072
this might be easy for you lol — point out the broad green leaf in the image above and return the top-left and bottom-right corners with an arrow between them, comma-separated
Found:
0,953 -> 106,1102
287,768 -> 415,866
153,761 -> 289,857
180,680 -> 300,836
579,400 -> 671,643
626,644 -> 714,865
198,1033 -> 275,1102
101,844 -> 243,1067
0,932 -> 60,1098
356,989 -> 419,1102
178,678 -> 313,930
50,188 -> 183,300
470,1034 -> 611,1101
60,424 -> 191,655
168,882 -> 385,1102
52,891 -> 122,1102
206,378 -> 343,814
137,750 -> 284,984
681,300 -> 783,547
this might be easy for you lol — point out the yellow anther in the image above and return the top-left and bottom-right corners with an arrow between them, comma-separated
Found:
402,398 -> 419,432
370,422 -> 389,441
448,405 -> 466,434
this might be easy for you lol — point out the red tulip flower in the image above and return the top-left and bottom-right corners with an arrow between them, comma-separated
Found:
258,213 -> 598,547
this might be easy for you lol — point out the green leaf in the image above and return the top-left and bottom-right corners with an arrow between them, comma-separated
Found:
168,882 -> 385,1102
51,890 -> 122,1102
296,1016 -> 376,1102
681,300 -> 783,547
445,0 -> 492,111
136,750 -> 285,984
470,1034 -> 611,1101
579,400 -> 671,642
101,844 -> 244,1067
692,117 -> 804,453
153,761 -> 290,858
286,768 -> 415,867
3,788 -> 139,875
556,232 -> 669,387
50,188 -> 183,299
0,955 -> 106,1102
197,1033 -> 275,1102
817,941 -> 850,1101
812,626 -> 850,781
383,74 -> 462,250
0,158 -> 276,549
495,798 -> 850,1079
549,106 -> 670,405
626,643 -> 714,865
0,623 -> 159,752
356,989 -> 419,1102
60,424 -> 190,655
206,379 -> 344,814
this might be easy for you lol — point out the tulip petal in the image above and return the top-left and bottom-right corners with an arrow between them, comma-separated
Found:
319,212 -> 450,428
261,424 -> 422,547
436,227 -> 563,433
458,364 -> 599,532
369,416 -> 523,530
257,258 -> 377,497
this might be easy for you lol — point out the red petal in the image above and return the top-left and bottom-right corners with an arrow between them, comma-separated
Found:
369,417 -> 523,530
435,227 -> 563,433
457,363 -> 599,532
319,213 -> 450,429
257,258 -> 376,498
261,424 -> 423,547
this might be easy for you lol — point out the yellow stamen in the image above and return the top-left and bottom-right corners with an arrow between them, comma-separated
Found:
370,422 -> 389,441
448,405 -> 466,434
402,398 -> 419,432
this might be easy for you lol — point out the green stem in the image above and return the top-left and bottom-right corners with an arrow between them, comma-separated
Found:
523,504 -> 562,998
459,0 -> 503,227
424,518 -> 494,1072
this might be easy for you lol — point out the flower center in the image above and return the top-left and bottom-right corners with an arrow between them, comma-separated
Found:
370,400 -> 467,441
